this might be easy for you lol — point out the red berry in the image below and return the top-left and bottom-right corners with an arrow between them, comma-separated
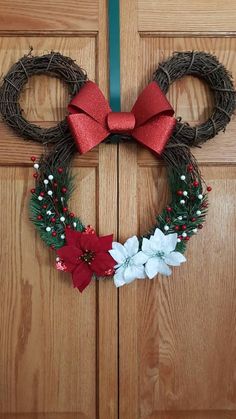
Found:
166,206 -> 172,212
53,182 -> 58,188
187,164 -> 193,172
69,212 -> 75,217
63,207 -> 68,213
193,181 -> 199,187
177,190 -> 183,196
177,236 -> 182,240
33,173 -> 38,179
66,224 -> 71,229
42,204 -> 47,209
51,217 -> 56,223
31,188 -> 36,194
185,236 -> 190,241
202,203 -> 208,208
37,215 -> 43,220
40,191 -> 45,197
182,225 -> 187,230
31,156 -> 36,162
175,225 -> 180,231
191,217 -> 196,222
52,231 -> 57,237
61,187 -> 67,194
50,244 -> 55,250
54,198 -> 59,203
207,186 -> 212,192
58,167 -> 63,174
198,224 -> 203,229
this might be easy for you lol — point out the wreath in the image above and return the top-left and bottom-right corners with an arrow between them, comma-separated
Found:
0,50 -> 235,292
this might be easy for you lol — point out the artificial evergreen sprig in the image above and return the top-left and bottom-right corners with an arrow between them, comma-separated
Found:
29,156 -> 84,249
155,164 -> 211,253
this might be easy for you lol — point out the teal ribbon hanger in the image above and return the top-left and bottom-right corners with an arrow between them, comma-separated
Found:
108,0 -> 121,112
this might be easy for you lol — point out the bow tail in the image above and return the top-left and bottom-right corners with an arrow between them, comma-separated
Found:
67,114 -> 110,154
132,115 -> 176,155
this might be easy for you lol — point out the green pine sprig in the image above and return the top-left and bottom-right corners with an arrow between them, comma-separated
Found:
143,164 -> 210,254
29,162 -> 84,249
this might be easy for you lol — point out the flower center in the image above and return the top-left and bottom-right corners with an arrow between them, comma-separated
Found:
80,249 -> 95,265
123,256 -> 133,267
155,250 -> 166,260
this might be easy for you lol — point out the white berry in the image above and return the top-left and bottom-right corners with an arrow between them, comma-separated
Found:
164,225 -> 169,231
183,191 -> 188,196
182,232 -> 187,238
60,216 -> 65,222
46,210 -> 52,215
180,199 -> 185,205
177,238 -> 181,243
48,175 -> 54,181
180,175 -> 186,180
198,194 -> 203,199
178,216 -> 183,220
44,179 -> 49,185
34,163 -> 39,170
60,234 -> 65,240
38,196 -> 43,201
193,228 -> 198,233
47,190 -> 53,196
196,210 -> 201,216
56,257 -> 60,262
46,226 -> 51,232
73,222 -> 77,228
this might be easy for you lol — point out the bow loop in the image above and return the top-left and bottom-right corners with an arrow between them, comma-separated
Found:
67,81 -> 176,155
131,82 -> 174,127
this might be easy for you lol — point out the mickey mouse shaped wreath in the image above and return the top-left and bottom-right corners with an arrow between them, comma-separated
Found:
0,50 -> 235,292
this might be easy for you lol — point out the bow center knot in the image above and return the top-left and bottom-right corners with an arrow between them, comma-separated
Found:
107,112 -> 135,133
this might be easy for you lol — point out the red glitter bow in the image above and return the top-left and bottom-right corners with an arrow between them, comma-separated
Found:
67,81 -> 176,155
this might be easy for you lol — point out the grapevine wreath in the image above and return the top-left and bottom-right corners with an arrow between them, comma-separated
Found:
0,51 -> 235,292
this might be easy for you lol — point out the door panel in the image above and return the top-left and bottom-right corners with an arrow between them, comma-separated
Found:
0,0 -> 98,31
119,0 -> 236,418
0,1 -> 118,418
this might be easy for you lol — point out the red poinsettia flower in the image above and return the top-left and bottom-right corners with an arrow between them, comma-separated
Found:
56,226 -> 115,292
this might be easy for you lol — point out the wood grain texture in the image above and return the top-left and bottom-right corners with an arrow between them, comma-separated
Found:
0,167 -> 97,415
1,412 -> 236,419
138,0 -> 236,32
0,127 -> 100,167
0,0 -> 98,31
119,1 -> 140,417
98,145 -> 118,419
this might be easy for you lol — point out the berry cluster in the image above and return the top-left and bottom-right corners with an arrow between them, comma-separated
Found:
29,156 -> 84,249
156,164 -> 212,253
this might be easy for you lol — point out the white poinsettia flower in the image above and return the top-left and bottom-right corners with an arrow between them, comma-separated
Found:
141,228 -> 186,278
109,236 -> 148,287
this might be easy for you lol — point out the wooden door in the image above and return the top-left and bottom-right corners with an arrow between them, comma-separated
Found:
119,1 -> 236,418
0,2 -> 118,419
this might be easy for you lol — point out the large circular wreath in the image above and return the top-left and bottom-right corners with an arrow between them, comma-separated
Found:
0,50 -> 235,291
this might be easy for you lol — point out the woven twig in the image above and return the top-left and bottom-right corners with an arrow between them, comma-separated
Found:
0,51 -> 87,157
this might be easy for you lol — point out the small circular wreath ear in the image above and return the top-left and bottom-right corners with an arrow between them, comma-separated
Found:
0,51 -> 87,163
153,51 -> 236,173
154,50 -> 235,146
